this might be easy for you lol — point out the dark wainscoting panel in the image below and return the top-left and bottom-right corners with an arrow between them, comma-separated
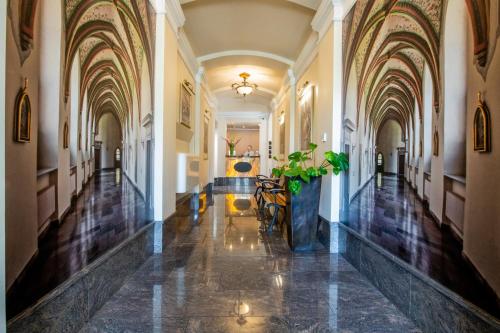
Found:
7,223 -> 155,333
338,223 -> 500,333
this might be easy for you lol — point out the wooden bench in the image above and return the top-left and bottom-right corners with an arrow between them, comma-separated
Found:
260,187 -> 287,234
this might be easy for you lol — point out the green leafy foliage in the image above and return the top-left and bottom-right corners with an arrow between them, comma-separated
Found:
272,142 -> 349,195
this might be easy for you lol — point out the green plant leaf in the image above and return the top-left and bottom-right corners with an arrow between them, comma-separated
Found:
288,152 -> 302,162
299,171 -> 310,183
284,168 -> 299,177
309,143 -> 318,152
272,156 -> 278,161
319,166 -> 328,175
288,179 -> 302,195
272,168 -> 282,177
306,167 -> 318,177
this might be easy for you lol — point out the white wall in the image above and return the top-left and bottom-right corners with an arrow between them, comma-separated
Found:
376,120 -> 403,173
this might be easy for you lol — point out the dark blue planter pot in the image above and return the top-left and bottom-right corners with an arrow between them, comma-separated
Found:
285,176 -> 322,251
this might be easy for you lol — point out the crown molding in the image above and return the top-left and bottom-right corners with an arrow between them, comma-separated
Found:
312,0 -> 333,41
197,50 -> 294,66
165,0 -> 185,36
178,29 -> 199,78
293,32 -> 319,81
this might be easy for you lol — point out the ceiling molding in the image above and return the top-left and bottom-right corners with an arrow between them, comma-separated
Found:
165,0 -> 186,35
180,0 -> 320,10
332,0 -> 357,20
311,0 -> 333,41
293,32 -> 319,81
197,50 -> 295,66
178,29 -> 199,77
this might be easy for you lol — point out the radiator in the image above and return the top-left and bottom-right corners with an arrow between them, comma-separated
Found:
176,153 -> 200,193
38,186 -> 56,229
445,191 -> 465,234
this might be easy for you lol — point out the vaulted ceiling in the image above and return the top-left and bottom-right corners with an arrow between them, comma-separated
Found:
181,0 -> 320,111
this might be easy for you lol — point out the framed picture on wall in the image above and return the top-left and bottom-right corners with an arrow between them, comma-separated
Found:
179,80 -> 194,128
279,110 -> 285,158
473,93 -> 491,153
14,79 -> 31,143
298,84 -> 314,151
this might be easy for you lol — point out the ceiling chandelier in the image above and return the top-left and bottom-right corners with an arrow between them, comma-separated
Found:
232,72 -> 257,97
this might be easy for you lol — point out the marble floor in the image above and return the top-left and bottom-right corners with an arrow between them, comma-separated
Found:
7,169 -> 152,319
344,173 -> 500,319
82,192 -> 420,332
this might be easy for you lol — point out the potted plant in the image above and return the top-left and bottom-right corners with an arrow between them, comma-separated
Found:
272,143 -> 348,251
223,136 -> 241,156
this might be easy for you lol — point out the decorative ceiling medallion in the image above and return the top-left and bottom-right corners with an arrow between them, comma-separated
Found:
232,72 -> 257,97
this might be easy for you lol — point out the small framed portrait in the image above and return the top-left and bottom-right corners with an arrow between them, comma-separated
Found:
14,80 -> 31,143
473,93 -> 491,153
298,83 -> 314,151
180,80 -> 194,128
63,122 -> 69,149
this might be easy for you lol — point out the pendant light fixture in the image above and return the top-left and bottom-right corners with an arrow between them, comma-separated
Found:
232,72 -> 257,97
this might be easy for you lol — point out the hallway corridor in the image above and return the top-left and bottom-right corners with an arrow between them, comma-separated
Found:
7,170 -> 152,319
81,193 -> 420,332
344,174 -> 500,318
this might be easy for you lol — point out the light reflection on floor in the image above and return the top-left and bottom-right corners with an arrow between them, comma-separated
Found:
82,190 -> 421,332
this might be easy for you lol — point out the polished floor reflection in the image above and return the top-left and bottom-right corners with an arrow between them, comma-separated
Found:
8,169 -> 152,319
344,173 -> 500,319
83,192 -> 420,332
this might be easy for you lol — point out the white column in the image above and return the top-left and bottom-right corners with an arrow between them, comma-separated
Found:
153,13 -> 177,222
193,67 -> 204,156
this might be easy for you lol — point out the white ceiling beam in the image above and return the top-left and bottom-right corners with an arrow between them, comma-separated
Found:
179,0 -> 320,10
197,50 -> 294,66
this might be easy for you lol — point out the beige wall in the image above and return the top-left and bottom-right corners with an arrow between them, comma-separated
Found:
463,2 -> 500,297
5,7 -> 40,290
226,129 -> 260,155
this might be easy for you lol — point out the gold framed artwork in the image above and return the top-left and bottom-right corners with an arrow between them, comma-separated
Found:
298,83 -> 314,151
179,80 -> 194,128
63,121 -> 69,149
433,130 -> 439,156
473,93 -> 491,153
14,79 -> 31,143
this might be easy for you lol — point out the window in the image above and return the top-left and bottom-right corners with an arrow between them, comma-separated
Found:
115,147 -> 121,162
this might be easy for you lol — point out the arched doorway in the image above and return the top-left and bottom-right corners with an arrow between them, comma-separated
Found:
376,152 -> 384,173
